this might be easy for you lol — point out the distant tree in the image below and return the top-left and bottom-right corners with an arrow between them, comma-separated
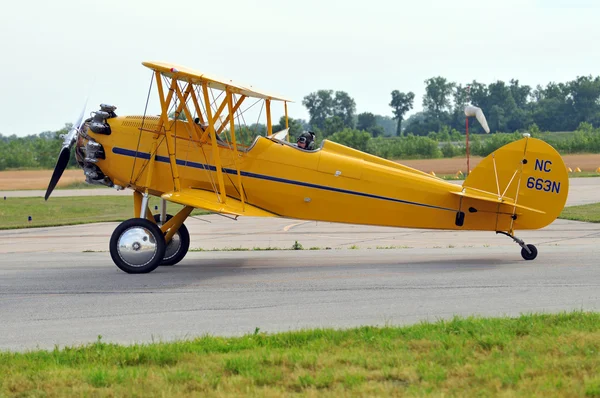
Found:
302,90 -> 356,130
328,128 -> 371,152
357,112 -> 376,131
403,111 -> 443,136
373,115 -> 397,136
356,112 -> 385,137
322,116 -> 345,137
271,116 -> 304,139
422,77 -> 455,120
531,81 -> 575,131
389,90 -> 415,136
467,81 -> 489,112
332,91 -> 356,128
302,90 -> 334,130
489,105 -> 506,132
509,79 -> 531,109
452,84 -> 470,112
569,75 -> 600,124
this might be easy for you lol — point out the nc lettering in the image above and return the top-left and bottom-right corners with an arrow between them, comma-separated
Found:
534,159 -> 552,172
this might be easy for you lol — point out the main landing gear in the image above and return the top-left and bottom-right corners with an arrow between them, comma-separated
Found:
110,218 -> 166,274
109,194 -> 192,274
496,231 -> 538,261
153,214 -> 190,266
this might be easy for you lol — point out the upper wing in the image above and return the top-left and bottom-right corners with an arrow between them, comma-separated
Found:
142,61 -> 293,102
161,188 -> 277,217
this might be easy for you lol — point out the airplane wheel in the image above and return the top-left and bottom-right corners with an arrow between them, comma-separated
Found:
110,218 -> 166,274
154,214 -> 190,266
521,244 -> 538,261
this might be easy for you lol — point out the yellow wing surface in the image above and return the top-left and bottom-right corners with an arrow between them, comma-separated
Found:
142,61 -> 293,102
161,189 -> 277,218
462,137 -> 569,230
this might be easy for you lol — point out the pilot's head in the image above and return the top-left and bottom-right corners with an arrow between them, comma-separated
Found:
297,131 -> 315,150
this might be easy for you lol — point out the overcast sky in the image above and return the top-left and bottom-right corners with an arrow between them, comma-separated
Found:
1,0 -> 599,137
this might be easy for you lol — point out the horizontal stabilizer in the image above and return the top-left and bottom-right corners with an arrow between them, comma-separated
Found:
162,189 -> 277,217
450,190 -> 546,215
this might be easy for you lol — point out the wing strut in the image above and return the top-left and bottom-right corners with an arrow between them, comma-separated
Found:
155,72 -> 182,191
227,89 -> 246,209
202,81 -> 227,203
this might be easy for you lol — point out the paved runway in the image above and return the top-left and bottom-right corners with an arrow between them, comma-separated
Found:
1,244 -> 599,352
1,178 -> 599,351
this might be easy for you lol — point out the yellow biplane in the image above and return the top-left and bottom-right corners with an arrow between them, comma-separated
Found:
45,61 -> 569,273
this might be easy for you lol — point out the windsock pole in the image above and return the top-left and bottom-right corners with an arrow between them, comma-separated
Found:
464,104 -> 491,177
466,116 -> 470,175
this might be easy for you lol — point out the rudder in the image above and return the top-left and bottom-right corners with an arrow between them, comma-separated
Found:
462,136 -> 569,231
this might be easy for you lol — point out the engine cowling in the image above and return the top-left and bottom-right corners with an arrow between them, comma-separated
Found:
75,104 -> 118,187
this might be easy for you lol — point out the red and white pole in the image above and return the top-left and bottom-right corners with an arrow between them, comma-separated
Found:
466,116 -> 470,175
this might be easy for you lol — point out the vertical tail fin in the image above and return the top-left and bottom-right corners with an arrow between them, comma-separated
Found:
463,136 -> 569,231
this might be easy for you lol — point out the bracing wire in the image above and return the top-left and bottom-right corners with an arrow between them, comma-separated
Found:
220,113 -> 243,200
199,144 -> 220,201
132,135 -> 166,183
195,85 -> 208,125
254,100 -> 264,136
209,88 -> 224,112
131,71 -> 155,184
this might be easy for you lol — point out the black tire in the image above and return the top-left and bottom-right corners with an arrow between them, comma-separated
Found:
521,244 -> 538,261
110,218 -> 166,274
153,214 -> 190,266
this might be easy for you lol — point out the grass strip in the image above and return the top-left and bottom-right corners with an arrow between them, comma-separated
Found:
0,196 -> 208,229
435,171 -> 600,181
0,312 -> 598,397
559,202 -> 600,223
2,196 -> 600,230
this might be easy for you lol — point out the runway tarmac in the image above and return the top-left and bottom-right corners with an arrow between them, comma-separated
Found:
1,178 -> 599,351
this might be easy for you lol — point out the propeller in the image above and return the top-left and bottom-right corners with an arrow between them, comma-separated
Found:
44,99 -> 88,200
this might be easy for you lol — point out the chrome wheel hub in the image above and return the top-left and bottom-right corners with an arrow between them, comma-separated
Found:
164,233 -> 182,260
117,226 -> 158,267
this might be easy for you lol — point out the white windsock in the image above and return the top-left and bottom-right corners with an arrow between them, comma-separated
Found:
464,105 -> 490,133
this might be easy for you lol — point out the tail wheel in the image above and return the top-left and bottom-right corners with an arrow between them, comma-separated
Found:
154,214 -> 190,266
110,218 -> 166,274
521,244 -> 538,261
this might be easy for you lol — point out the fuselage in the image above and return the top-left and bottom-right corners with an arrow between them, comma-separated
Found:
82,115 -> 516,231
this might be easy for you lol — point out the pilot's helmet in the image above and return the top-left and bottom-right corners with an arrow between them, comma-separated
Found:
297,131 -> 316,150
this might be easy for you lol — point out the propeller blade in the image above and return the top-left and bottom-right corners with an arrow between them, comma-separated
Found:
73,98 -> 88,131
44,99 -> 88,200
44,147 -> 72,200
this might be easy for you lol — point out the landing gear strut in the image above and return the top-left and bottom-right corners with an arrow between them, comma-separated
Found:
110,193 -> 193,273
496,231 -> 538,260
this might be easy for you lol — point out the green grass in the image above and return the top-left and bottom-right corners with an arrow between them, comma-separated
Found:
0,196 -> 209,229
57,181 -> 109,189
560,202 -> 600,223
567,171 -> 600,177
190,244 -> 333,252
536,131 -> 574,142
0,312 -> 598,397
437,172 -> 600,181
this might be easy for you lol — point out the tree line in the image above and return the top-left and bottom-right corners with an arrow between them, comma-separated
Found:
301,74 -> 600,138
5,122 -> 600,172
2,73 -> 600,170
